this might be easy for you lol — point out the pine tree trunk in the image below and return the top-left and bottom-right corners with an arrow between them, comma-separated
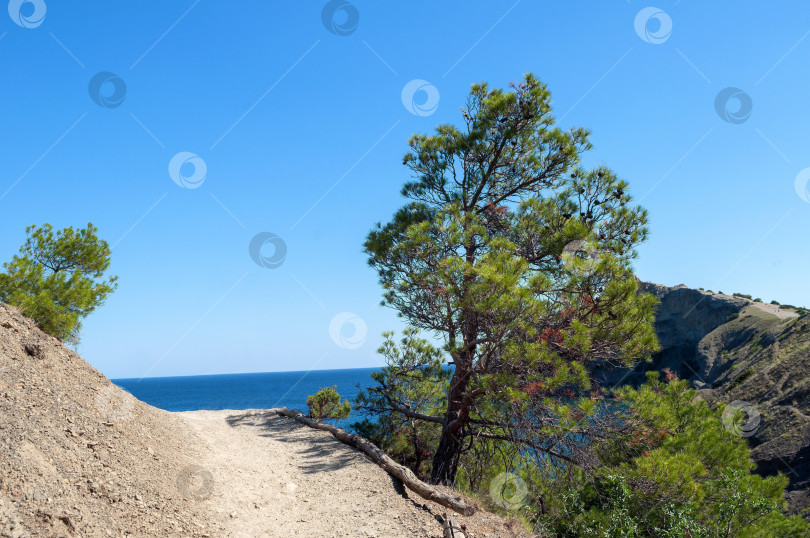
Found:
430,357 -> 471,485
432,264 -> 477,486
431,425 -> 464,485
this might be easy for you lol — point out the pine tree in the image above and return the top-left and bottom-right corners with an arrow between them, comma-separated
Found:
0,223 -> 118,343
365,74 -> 658,485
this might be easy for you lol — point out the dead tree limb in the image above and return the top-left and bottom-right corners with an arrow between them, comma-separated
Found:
443,516 -> 467,537
272,407 -> 477,516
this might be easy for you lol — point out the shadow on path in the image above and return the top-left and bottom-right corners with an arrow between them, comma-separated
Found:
225,410 -> 359,474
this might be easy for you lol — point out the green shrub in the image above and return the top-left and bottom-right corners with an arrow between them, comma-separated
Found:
353,329 -> 449,478
306,386 -> 350,420
731,368 -> 755,388
538,373 -> 809,536
749,334 -> 763,354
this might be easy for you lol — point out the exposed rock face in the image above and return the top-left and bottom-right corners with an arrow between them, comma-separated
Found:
601,283 -> 810,519
641,283 -> 749,354
0,303 -> 213,536
597,283 -> 747,385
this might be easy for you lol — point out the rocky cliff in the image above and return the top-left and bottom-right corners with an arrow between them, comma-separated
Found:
601,283 -> 810,519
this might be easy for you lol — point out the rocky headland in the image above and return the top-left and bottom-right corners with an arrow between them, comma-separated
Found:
598,282 -> 810,519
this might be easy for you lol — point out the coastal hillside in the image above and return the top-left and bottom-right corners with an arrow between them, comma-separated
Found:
599,283 -> 810,519
0,303 -> 524,537
0,302 -> 213,536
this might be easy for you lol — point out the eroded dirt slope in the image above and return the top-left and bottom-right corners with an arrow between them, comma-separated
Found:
0,303 -> 526,537
0,303 -> 213,536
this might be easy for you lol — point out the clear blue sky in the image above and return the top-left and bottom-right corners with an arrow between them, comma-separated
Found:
1,1 -> 808,378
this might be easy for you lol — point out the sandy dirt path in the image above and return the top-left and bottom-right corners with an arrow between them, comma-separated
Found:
176,410 -> 524,538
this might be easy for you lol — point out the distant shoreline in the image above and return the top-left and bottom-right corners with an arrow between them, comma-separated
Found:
112,365 -> 381,383
111,367 -> 383,414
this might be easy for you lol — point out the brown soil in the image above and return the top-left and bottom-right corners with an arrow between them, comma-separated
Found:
177,410 -> 528,537
0,303 -> 212,537
0,304 -> 528,537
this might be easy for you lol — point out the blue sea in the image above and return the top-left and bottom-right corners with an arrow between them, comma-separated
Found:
113,367 -> 380,423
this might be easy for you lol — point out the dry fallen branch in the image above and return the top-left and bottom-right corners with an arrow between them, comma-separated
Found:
443,516 -> 467,537
272,407 -> 477,516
